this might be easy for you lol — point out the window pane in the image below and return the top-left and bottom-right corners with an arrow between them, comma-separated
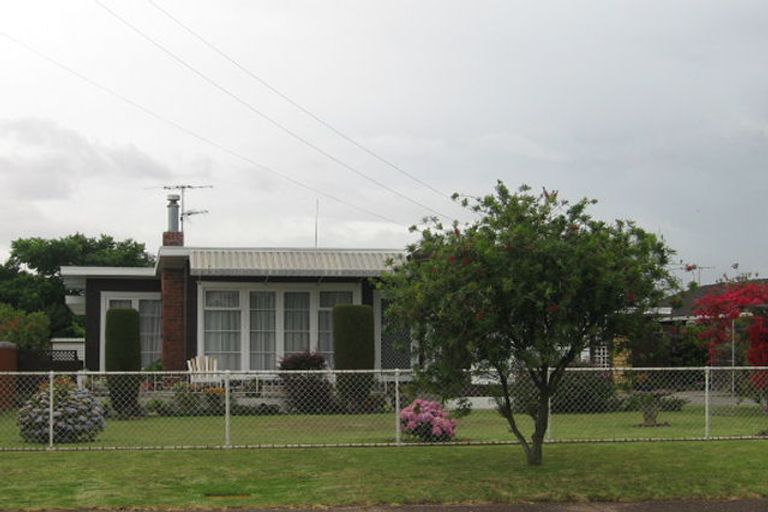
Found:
318,310 -> 331,331
284,292 -> 309,309
318,332 -> 333,352
317,291 -> 353,368
204,310 -> 240,330
109,299 -> 132,310
205,291 -> 239,308
138,299 -> 162,368
250,292 -> 276,370
285,332 -> 310,353
250,291 -> 275,310
204,305 -> 241,371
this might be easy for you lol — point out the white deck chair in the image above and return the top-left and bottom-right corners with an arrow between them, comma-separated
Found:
186,355 -> 221,385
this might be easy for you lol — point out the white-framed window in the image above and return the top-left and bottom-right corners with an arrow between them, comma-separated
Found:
318,291 -> 353,367
249,291 -> 276,370
203,291 -> 242,371
197,283 -> 361,371
100,292 -> 162,371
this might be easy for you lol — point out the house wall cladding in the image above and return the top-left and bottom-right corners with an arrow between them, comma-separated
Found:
85,278 -> 161,371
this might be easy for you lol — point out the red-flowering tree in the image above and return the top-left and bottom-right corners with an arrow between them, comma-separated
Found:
694,282 -> 768,391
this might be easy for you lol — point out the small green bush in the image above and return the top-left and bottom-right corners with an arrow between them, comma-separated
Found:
17,377 -> 105,443
552,369 -> 622,413
333,305 -> 375,413
279,352 -> 337,413
105,309 -> 142,417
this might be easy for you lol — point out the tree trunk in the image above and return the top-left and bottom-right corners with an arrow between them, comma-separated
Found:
526,388 -> 550,466
526,439 -> 544,466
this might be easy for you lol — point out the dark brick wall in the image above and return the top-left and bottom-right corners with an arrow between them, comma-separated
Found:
161,268 -> 187,370
162,231 -> 184,247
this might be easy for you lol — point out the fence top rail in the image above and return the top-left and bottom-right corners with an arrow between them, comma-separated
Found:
563,366 -> 768,372
2,366 -> 768,377
0,369 -> 416,376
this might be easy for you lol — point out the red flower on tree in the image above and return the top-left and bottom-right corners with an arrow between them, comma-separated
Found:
694,282 -> 768,390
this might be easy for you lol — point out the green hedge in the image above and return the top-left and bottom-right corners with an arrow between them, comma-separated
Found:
105,308 -> 142,417
333,305 -> 375,412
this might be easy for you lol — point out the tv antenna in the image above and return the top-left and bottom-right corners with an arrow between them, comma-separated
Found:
160,184 -> 213,232
676,261 -> 715,285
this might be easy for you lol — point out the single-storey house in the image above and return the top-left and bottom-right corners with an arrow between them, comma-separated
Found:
61,195 -> 410,372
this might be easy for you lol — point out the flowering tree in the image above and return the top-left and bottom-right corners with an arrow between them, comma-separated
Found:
379,182 -> 674,465
694,281 -> 768,392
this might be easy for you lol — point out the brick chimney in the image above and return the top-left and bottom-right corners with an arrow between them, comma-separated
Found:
161,193 -> 186,370
162,194 -> 184,247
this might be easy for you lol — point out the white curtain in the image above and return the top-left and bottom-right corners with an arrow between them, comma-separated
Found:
250,292 -> 276,370
139,300 -> 162,368
284,292 -> 310,355
204,291 -> 241,370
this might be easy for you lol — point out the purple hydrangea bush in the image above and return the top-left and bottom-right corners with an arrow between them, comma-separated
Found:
400,399 -> 457,442
17,377 -> 106,444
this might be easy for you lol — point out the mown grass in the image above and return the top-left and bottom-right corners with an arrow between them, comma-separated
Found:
0,441 -> 766,509
1,403 -> 765,448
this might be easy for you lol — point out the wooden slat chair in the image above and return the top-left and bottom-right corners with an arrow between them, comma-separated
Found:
186,355 -> 221,385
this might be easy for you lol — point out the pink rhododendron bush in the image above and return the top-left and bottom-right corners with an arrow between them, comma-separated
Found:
400,399 -> 457,442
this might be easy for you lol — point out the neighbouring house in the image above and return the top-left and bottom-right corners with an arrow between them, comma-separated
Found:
61,195 -> 411,372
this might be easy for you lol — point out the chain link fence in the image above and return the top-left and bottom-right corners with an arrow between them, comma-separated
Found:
0,367 -> 765,451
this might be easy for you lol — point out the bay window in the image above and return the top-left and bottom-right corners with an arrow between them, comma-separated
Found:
199,284 -> 360,371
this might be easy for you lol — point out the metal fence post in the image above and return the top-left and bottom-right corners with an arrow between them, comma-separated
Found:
394,369 -> 401,445
48,371 -> 54,450
545,368 -> 553,442
224,370 -> 231,448
704,366 -> 711,439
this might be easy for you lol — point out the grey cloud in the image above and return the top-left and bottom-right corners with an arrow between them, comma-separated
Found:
0,118 -> 172,200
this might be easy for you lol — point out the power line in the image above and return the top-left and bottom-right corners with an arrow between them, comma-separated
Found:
147,0 -> 455,204
0,31 -> 403,226
92,0 -> 452,220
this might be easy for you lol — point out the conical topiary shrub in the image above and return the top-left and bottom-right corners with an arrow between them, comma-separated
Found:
105,308 -> 142,417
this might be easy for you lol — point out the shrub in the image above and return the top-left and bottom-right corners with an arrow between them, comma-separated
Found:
203,386 -> 226,415
552,369 -> 621,413
105,309 -> 142,417
279,352 -> 337,413
171,382 -> 202,416
145,398 -> 175,417
0,303 -> 50,350
17,377 -> 105,443
400,399 -> 457,442
623,393 -> 688,412
333,305 -> 376,413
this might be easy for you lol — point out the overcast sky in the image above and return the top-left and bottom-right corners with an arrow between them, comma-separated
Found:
1,0 -> 766,285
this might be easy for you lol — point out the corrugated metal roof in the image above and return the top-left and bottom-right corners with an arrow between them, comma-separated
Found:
189,248 -> 403,277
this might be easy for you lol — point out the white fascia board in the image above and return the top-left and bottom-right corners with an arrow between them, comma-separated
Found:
60,266 -> 157,291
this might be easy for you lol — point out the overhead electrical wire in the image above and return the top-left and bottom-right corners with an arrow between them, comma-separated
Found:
147,0 -> 455,204
0,31 -> 403,226
92,0 -> 452,221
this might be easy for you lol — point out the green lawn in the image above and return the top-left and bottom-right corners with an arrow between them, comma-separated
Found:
1,404 -> 766,449
0,441 -> 766,508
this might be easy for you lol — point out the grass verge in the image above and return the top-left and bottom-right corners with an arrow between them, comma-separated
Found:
0,441 -> 766,509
